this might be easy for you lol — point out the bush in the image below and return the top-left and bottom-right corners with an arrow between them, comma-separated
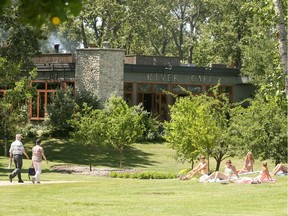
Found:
46,87 -> 76,136
110,172 -> 118,178
178,168 -> 192,176
138,113 -> 163,142
16,123 -> 38,138
75,89 -> 100,110
109,171 -> 177,179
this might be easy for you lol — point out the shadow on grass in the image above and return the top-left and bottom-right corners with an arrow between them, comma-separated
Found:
42,138 -> 160,169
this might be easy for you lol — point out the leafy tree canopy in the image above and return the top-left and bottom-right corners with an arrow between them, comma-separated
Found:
0,57 -> 37,155
164,86 -> 235,171
0,0 -> 82,28
230,95 -> 287,165
103,96 -> 146,169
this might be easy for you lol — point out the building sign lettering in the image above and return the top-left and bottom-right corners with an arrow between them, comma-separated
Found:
147,73 -> 212,83
147,73 -> 178,82
190,75 -> 212,83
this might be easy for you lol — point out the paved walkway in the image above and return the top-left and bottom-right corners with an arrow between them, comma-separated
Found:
0,180 -> 79,186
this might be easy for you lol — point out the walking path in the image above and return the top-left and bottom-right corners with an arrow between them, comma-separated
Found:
0,180 -> 79,186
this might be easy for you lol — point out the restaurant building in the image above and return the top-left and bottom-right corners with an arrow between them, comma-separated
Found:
28,48 -> 255,121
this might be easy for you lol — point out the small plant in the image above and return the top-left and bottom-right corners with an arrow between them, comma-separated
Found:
110,172 -> 118,178
109,171 -> 177,179
178,168 -> 192,176
177,168 -> 192,179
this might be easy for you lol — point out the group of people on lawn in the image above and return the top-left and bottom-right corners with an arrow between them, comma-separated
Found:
180,152 -> 287,183
7,133 -> 287,184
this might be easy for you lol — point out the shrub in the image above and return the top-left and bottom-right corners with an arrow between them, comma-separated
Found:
46,87 -> 76,136
178,168 -> 192,176
110,172 -> 118,178
109,171 -> 177,179
16,123 -> 38,138
140,114 -> 163,141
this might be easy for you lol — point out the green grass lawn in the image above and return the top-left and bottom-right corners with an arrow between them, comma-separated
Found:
0,139 -> 287,216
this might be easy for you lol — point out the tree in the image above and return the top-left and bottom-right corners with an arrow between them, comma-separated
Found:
0,4 -> 43,68
166,0 -> 210,62
0,0 -> 82,28
193,0 -> 256,68
272,0 -> 287,94
164,95 -> 203,167
77,0 -> 128,48
103,96 -> 145,169
164,87 -> 235,171
0,58 -> 37,156
69,103 -> 107,171
46,87 -> 76,136
0,4 -> 41,155
230,95 -> 287,165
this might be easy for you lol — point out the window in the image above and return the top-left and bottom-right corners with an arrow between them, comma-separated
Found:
0,90 -> 5,99
30,81 -> 75,120
124,82 -> 133,106
172,84 -> 202,95
171,84 -> 202,105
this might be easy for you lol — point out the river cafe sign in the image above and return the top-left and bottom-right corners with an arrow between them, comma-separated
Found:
147,73 -> 214,83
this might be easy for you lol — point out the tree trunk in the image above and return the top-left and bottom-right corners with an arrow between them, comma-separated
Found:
80,19 -> 88,48
190,159 -> 194,169
88,147 -> 92,171
236,30 -> 242,69
215,158 -> 222,171
4,103 -> 8,157
4,137 -> 8,157
119,149 -> 124,169
273,0 -> 288,94
188,46 -> 194,64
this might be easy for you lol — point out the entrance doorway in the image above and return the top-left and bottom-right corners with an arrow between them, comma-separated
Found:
138,93 -> 167,121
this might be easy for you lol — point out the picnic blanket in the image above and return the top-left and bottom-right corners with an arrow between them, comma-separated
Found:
198,175 -> 276,184
238,171 -> 260,175
275,171 -> 288,176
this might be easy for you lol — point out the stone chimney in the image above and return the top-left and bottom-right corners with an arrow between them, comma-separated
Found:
75,48 -> 125,103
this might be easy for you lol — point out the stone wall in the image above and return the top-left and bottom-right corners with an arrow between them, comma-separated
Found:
75,48 -> 125,103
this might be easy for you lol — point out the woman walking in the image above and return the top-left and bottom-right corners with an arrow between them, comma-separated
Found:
31,139 -> 48,184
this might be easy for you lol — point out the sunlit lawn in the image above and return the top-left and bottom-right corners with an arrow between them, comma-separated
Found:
0,139 -> 287,216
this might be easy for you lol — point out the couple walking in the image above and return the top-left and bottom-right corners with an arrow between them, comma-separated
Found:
8,134 -> 48,184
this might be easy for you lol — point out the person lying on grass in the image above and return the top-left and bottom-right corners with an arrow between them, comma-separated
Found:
270,164 -> 288,176
206,159 -> 239,182
180,155 -> 207,180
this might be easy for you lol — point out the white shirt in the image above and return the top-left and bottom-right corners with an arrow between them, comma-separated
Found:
9,140 -> 24,155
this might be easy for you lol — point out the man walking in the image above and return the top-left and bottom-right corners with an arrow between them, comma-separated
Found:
8,134 -> 29,183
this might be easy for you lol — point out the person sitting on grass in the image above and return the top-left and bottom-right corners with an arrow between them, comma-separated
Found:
238,152 -> 255,174
270,164 -> 287,176
206,159 -> 239,182
234,161 -> 275,184
180,155 -> 207,180
249,161 -> 275,183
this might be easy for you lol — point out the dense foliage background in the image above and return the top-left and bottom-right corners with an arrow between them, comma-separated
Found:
0,0 -> 287,165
